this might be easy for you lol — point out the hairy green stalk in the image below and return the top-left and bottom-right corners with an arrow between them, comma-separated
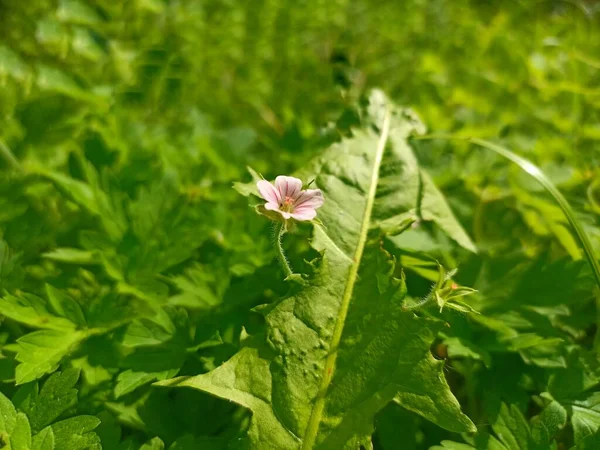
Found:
274,221 -> 293,278
302,110 -> 392,449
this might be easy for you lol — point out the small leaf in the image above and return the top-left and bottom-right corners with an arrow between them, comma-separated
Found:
32,426 -> 55,450
36,170 -> 99,215
10,412 -> 32,450
0,390 -> 17,436
140,437 -> 165,450
567,392 -> 600,444
50,416 -> 101,450
46,285 -> 86,327
0,45 -> 31,81
168,435 -> 227,450
57,0 -> 102,25
233,167 -> 262,197
42,248 -> 96,265
430,442 -> 477,450
13,368 -> 81,433
115,369 -> 165,398
0,293 -> 76,331
15,330 -> 86,384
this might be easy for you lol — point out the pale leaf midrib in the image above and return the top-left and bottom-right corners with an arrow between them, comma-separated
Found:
301,109 -> 391,449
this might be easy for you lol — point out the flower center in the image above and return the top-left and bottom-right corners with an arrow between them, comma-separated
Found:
280,196 -> 295,212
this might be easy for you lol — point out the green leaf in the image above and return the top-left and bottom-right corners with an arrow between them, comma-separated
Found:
488,402 -> 531,450
232,166 -> 262,197
140,437 -> 165,450
168,435 -> 227,450
158,91 -> 474,449
485,399 -> 562,450
57,0 -> 102,25
42,248 -> 97,265
0,240 -> 24,291
0,293 -> 76,331
115,370 -> 177,399
573,430 -> 600,449
15,330 -> 86,384
46,285 -> 86,327
0,390 -> 17,437
36,170 -> 100,215
531,400 -> 567,446
430,442 -> 477,450
0,394 -> 32,450
567,392 -> 600,444
13,368 -> 81,433
10,412 -> 32,450
0,45 -> 31,81
32,427 -> 55,450
436,399 -> 565,450
442,336 -> 492,367
49,416 -> 101,450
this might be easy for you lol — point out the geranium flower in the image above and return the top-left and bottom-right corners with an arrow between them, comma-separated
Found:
257,176 -> 324,221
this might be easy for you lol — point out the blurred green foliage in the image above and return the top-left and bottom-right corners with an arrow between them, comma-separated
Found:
1,0 -> 600,448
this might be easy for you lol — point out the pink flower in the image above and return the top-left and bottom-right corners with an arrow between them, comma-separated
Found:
257,176 -> 324,221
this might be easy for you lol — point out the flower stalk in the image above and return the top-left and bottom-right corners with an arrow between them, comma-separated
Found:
274,221 -> 293,277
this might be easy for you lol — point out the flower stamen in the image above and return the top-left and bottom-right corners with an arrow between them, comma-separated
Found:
281,196 -> 295,212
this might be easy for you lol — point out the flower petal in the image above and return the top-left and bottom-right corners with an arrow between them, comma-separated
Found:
264,202 -> 280,211
257,180 -> 280,204
291,207 -> 317,221
293,189 -> 324,209
275,176 -> 303,200
264,202 -> 291,219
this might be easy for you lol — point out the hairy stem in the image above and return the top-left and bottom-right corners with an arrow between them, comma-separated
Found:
403,264 -> 447,311
274,221 -> 293,278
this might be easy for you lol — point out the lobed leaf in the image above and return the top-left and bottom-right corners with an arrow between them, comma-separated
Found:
158,91 -> 475,448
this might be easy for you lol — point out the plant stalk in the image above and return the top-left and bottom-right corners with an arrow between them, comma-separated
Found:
274,221 -> 293,278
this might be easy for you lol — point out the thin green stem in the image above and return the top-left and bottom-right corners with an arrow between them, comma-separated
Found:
274,221 -> 293,278
413,134 -> 600,288
0,139 -> 22,171
302,109 -> 392,449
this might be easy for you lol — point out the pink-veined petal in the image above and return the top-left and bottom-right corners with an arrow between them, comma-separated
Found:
291,207 -> 317,221
264,202 -> 290,219
293,189 -> 324,209
275,176 -> 303,201
257,180 -> 281,204
264,202 -> 280,212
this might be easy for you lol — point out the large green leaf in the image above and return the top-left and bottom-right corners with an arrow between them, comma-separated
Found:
158,91 -> 474,449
